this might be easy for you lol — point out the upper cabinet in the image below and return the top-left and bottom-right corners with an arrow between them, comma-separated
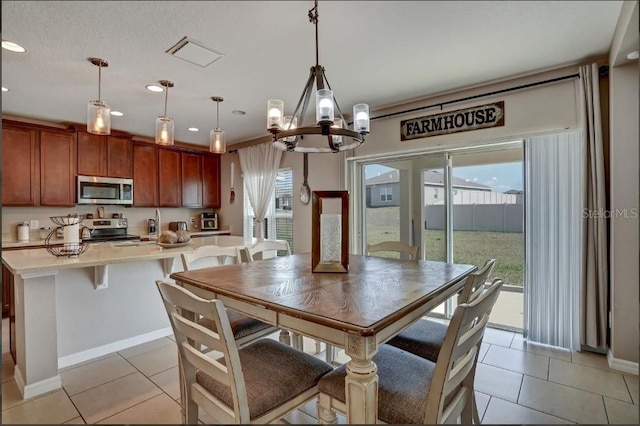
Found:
158,148 -> 182,207
2,121 -> 76,207
77,131 -> 132,178
181,152 -> 203,207
2,125 -> 38,206
132,143 -> 159,207
202,154 -> 221,208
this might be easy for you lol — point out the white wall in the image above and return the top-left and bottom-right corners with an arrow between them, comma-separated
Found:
218,149 -> 344,253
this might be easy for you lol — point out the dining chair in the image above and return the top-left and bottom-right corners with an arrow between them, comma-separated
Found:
387,258 -> 496,361
317,278 -> 503,424
181,245 -> 278,348
155,280 -> 334,424
366,240 -> 420,260
242,239 -> 291,262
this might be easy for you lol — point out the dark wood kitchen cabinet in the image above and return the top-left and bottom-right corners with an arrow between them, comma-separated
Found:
39,130 -> 76,206
181,152 -> 203,207
158,148 -> 182,207
133,143 -> 159,206
1,125 -> 38,206
2,264 -> 16,362
77,131 -> 133,178
202,154 -> 221,208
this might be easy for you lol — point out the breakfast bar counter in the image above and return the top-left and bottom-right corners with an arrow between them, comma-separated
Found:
1,235 -> 256,400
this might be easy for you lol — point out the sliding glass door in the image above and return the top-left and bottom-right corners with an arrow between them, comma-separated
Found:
352,141 -> 524,330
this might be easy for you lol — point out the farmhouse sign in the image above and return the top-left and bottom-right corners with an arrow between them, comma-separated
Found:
401,101 -> 505,141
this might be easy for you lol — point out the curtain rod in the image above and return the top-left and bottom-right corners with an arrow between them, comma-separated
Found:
369,72 -> 581,122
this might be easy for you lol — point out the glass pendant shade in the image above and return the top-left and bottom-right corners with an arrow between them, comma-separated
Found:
283,115 -> 298,142
155,116 -> 174,145
331,117 -> 343,145
316,89 -> 334,123
353,103 -> 370,133
267,99 -> 284,129
87,100 -> 111,135
210,128 -> 226,154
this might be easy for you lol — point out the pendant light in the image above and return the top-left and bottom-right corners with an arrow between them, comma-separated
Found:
87,58 -> 111,135
209,96 -> 226,154
266,0 -> 370,153
155,80 -> 175,145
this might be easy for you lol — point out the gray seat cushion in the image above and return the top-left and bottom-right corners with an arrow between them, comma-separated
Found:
196,339 -> 333,419
318,345 -> 435,424
198,310 -> 273,340
387,319 -> 448,362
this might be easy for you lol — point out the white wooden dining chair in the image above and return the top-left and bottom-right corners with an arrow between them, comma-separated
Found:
155,280 -> 333,424
366,240 -> 420,260
387,258 -> 496,361
242,239 -> 291,262
317,278 -> 503,424
181,245 -> 278,348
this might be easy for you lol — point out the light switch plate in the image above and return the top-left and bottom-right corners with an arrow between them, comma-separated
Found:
30,219 -> 39,229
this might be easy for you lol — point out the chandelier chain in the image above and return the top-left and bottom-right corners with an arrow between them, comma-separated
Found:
309,0 -> 319,66
97,64 -> 102,101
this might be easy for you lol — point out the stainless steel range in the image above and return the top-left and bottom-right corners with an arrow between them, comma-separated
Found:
81,218 -> 140,243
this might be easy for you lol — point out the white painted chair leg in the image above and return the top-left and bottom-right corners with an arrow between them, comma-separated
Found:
325,344 -> 336,364
291,332 -> 303,350
317,396 -> 338,424
315,339 -> 323,354
279,329 -> 291,346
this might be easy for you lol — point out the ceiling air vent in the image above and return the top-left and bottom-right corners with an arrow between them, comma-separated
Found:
166,36 -> 224,68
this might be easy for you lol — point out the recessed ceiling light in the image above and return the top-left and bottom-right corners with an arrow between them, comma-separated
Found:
1,87 -> 8,92
627,50 -> 639,60
145,84 -> 164,92
2,40 -> 26,53
110,111 -> 124,117
188,127 -> 199,132
232,110 -> 246,116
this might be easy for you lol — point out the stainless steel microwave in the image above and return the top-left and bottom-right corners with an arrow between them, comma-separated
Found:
77,175 -> 133,205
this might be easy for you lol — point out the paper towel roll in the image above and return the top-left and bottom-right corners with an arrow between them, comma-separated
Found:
63,224 -> 80,251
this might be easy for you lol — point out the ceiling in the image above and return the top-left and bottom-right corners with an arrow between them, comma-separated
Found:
1,1 -> 628,148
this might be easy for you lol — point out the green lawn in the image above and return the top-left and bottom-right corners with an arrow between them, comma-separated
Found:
365,206 -> 524,285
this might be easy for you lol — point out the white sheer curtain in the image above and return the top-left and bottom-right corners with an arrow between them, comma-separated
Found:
238,144 -> 282,241
524,130 -> 584,351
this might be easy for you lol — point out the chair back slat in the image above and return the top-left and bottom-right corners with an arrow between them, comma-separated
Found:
171,312 -> 225,353
182,245 -> 242,270
424,278 -> 503,424
365,241 -> 420,260
156,280 -> 250,422
244,240 -> 291,262
181,341 -> 231,387
458,258 -> 495,304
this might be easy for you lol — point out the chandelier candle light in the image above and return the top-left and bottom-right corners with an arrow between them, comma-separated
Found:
267,0 -> 370,153
155,80 -> 175,145
210,96 -> 226,154
87,58 -> 111,135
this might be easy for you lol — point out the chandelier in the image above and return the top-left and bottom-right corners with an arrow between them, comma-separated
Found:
87,58 -> 111,135
267,0 -> 370,153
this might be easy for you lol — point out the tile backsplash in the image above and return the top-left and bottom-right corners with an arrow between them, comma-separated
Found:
2,206 -> 229,240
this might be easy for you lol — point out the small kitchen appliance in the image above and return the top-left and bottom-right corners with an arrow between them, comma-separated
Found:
200,212 -> 218,230
148,219 -> 156,237
77,175 -> 133,206
169,221 -> 188,231
80,218 -> 140,243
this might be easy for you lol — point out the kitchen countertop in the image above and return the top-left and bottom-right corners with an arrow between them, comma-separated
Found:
2,235 -> 256,275
1,228 -> 231,249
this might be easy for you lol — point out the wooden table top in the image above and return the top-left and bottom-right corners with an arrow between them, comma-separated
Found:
170,253 -> 476,336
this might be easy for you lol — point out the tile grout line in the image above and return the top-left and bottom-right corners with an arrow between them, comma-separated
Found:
492,394 -> 576,424
602,394 -> 611,424
60,383 -> 87,424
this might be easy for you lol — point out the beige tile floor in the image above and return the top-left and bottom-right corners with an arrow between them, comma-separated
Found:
1,317 -> 638,424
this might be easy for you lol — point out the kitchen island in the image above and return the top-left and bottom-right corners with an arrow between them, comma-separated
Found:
1,235 -> 256,399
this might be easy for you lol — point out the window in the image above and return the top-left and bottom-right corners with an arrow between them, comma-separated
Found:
243,168 -> 293,254
380,186 -> 393,202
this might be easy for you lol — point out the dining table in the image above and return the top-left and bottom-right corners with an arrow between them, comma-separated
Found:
170,252 -> 476,424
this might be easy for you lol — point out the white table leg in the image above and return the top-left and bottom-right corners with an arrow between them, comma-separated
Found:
344,335 -> 378,424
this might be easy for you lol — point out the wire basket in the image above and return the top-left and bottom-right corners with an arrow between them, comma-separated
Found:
45,214 -> 88,257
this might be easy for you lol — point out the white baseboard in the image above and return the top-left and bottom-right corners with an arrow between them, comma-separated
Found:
607,350 -> 639,375
14,365 -> 63,399
57,327 -> 173,369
